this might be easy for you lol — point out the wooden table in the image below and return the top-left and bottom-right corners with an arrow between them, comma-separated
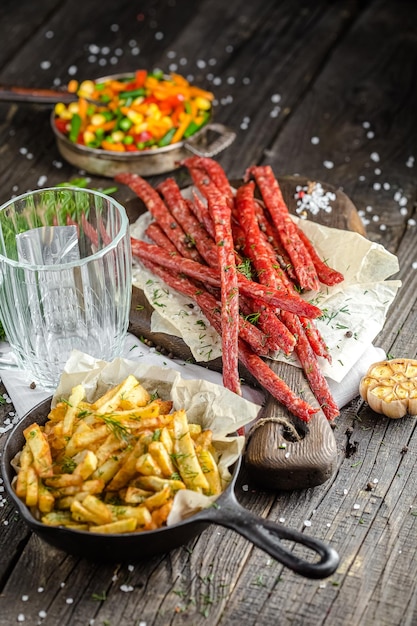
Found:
1,1 -> 416,624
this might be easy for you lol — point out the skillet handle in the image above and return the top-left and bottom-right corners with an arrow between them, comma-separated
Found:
198,498 -> 339,579
184,123 -> 236,158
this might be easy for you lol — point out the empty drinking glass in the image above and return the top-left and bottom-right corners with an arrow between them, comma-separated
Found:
0,187 -> 132,389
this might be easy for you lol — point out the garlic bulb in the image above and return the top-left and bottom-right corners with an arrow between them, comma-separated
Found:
359,358 -> 417,419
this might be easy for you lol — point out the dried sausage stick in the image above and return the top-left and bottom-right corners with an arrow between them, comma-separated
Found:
115,172 -> 201,262
300,316 -> 332,362
207,194 -> 241,395
183,156 -> 234,205
145,222 -> 178,253
157,177 -> 218,267
138,258 -> 317,422
188,191 -> 216,239
131,238 -> 322,318
296,225 -> 344,286
281,311 -> 339,420
138,257 -> 268,357
246,165 -> 319,291
237,340 -> 318,423
239,296 -> 296,355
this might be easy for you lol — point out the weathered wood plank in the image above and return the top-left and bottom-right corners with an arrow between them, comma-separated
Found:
263,0 -> 417,253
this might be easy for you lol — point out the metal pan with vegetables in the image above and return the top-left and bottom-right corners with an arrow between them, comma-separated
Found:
2,368 -> 339,579
51,70 -> 235,177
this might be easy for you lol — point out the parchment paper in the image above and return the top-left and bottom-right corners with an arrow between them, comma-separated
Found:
130,214 -> 401,383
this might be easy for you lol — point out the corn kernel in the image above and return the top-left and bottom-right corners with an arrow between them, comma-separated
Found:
111,130 -> 125,143
68,102 -> 79,115
78,80 -> 95,97
54,103 -> 66,116
194,97 -> 211,111
126,111 -> 144,125
90,113 -> 106,126
59,110 -> 73,121
83,130 -> 96,145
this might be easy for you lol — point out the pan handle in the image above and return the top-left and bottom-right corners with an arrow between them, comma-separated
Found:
184,123 -> 236,158
197,496 -> 339,579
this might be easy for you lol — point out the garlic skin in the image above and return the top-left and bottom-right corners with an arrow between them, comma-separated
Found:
359,358 -> 417,419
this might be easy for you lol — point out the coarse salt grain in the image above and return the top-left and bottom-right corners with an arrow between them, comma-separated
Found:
120,584 -> 134,593
412,261 -> 417,270
362,121 -> 371,129
323,160 -> 334,169
304,520 -> 312,527
38,610 -> 47,618
279,517 -> 285,523
37,176 -> 47,187
343,489 -> 348,495
367,131 -> 375,139
373,182 -> 381,191
408,218 -> 416,226
373,478 -> 379,484
66,598 -> 74,604
353,504 -> 360,510
271,93 -> 281,103
128,564 -> 135,571
17,615 -> 25,623
40,61 -> 51,70
406,156 -> 414,168
242,484 -> 249,491
370,152 -> 380,162
22,595 -> 29,602
311,136 -> 320,145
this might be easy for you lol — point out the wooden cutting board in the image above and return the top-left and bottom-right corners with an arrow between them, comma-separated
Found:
125,176 -> 366,491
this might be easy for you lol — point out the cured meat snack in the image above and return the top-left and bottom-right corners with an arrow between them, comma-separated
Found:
245,165 -> 320,291
115,172 -> 203,262
121,157 -> 344,422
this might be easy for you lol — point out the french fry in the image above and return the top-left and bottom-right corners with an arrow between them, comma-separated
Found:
172,410 -> 209,492
92,518 -> 137,534
196,447 -> 222,496
107,435 -> 149,491
62,384 -> 86,436
150,501 -> 173,529
23,423 -> 53,478
136,452 -> 163,477
65,424 -> 109,457
159,427 -> 174,455
123,486 -> 154,504
41,510 -> 74,526
142,485 -> 172,512
38,483 -> 55,514
44,474 -> 83,488
93,375 -> 139,413
148,441 -> 175,477
25,466 -> 39,507
108,504 -> 152,527
92,453 -> 128,483
13,375 -> 227,535
118,383 -> 151,409
72,450 -> 98,479
134,475 -> 186,493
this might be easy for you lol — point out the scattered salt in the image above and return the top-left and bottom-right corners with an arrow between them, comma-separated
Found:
370,152 -> 380,162
21,595 -> 29,602
17,615 -> 25,623
373,182 -> 381,191
353,504 -> 360,510
323,160 -> 334,169
311,136 -> 320,145
304,520 -> 312,527
38,610 -> 47,618
242,484 -> 249,492
279,517 -> 285,523
271,93 -> 281,103
120,584 -> 134,593
65,598 -> 74,604
367,131 -> 375,139
40,61 -> 51,70
406,156 -> 414,168
343,489 -> 348,495
362,121 -> 371,129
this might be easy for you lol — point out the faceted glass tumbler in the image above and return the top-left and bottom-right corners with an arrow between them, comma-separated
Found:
0,187 -> 132,390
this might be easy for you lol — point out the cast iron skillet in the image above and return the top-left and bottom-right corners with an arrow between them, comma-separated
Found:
2,398 -> 340,579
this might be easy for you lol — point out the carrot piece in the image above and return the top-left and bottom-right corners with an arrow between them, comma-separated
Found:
101,140 -> 125,152
171,114 -> 192,144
